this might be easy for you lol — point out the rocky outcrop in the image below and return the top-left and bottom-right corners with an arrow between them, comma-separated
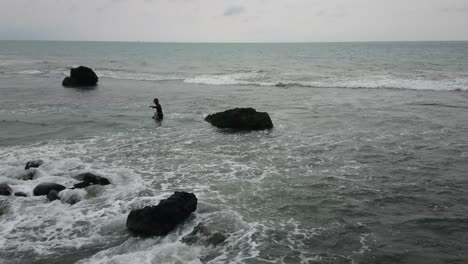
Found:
62,66 -> 98,87
33,183 -> 66,196
14,192 -> 27,197
205,108 -> 273,130
74,173 -> 110,187
0,183 -> 12,196
126,192 -> 197,237
25,160 -> 43,170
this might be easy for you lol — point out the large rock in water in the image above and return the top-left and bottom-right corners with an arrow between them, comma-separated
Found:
205,108 -> 273,130
33,183 -> 66,196
62,66 -> 98,87
126,192 -> 197,237
0,183 -> 12,196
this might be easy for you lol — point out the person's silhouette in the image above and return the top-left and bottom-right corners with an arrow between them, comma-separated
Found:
149,98 -> 163,121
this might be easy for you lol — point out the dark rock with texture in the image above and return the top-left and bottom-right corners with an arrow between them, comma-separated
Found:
126,192 -> 197,237
62,66 -> 98,87
25,160 -> 44,170
75,173 -> 110,186
205,108 -> 273,130
33,183 -> 66,196
14,192 -> 28,197
0,183 -> 12,196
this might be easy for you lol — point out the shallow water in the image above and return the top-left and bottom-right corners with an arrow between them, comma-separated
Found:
1,42 -> 468,264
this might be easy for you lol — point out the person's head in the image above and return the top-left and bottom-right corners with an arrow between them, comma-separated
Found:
153,98 -> 159,104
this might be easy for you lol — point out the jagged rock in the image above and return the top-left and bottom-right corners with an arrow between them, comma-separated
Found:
62,66 -> 98,87
14,192 -> 28,197
33,183 -> 66,196
0,183 -> 12,196
75,173 -> 110,186
126,192 -> 197,237
25,160 -> 44,170
205,108 -> 273,130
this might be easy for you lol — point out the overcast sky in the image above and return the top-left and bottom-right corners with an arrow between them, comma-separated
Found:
0,0 -> 467,42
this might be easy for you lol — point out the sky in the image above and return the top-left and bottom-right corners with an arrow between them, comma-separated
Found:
0,0 -> 467,42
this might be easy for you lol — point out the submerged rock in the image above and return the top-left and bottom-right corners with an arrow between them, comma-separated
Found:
126,192 -> 197,237
25,160 -> 44,170
33,183 -> 66,196
182,223 -> 227,247
14,192 -> 28,197
73,181 -> 91,189
58,189 -> 85,205
205,108 -> 273,130
62,66 -> 98,87
47,190 -> 60,202
75,172 -> 110,186
0,183 -> 12,196
17,169 -> 37,181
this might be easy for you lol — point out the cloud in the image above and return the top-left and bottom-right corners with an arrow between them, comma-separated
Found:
223,5 -> 245,16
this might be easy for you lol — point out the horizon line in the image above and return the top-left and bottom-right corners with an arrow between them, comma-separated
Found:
1,39 -> 468,44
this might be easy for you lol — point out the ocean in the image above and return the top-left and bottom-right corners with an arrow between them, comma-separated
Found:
0,41 -> 467,264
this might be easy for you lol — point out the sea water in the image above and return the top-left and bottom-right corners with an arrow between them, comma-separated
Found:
0,41 -> 467,264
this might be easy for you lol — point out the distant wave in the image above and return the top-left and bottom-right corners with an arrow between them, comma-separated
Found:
96,70 -> 184,82
183,72 -> 468,91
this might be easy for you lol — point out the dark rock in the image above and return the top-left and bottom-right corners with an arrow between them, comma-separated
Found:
73,181 -> 91,189
62,66 -> 98,87
47,190 -> 59,202
0,183 -> 12,196
25,160 -> 44,170
33,183 -> 66,196
14,192 -> 27,197
126,192 -> 197,237
75,173 -> 110,186
205,108 -> 273,130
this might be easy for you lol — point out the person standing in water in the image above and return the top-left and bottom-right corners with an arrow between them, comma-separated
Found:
149,98 -> 163,120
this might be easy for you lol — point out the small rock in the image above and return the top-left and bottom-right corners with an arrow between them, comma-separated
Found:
73,181 -> 91,189
75,173 -> 110,186
58,189 -> 85,205
0,183 -> 12,196
17,169 -> 37,181
14,192 -> 27,197
33,183 -> 66,196
47,190 -> 60,201
25,160 -> 44,170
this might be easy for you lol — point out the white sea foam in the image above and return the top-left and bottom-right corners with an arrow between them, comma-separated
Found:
96,70 -> 184,82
